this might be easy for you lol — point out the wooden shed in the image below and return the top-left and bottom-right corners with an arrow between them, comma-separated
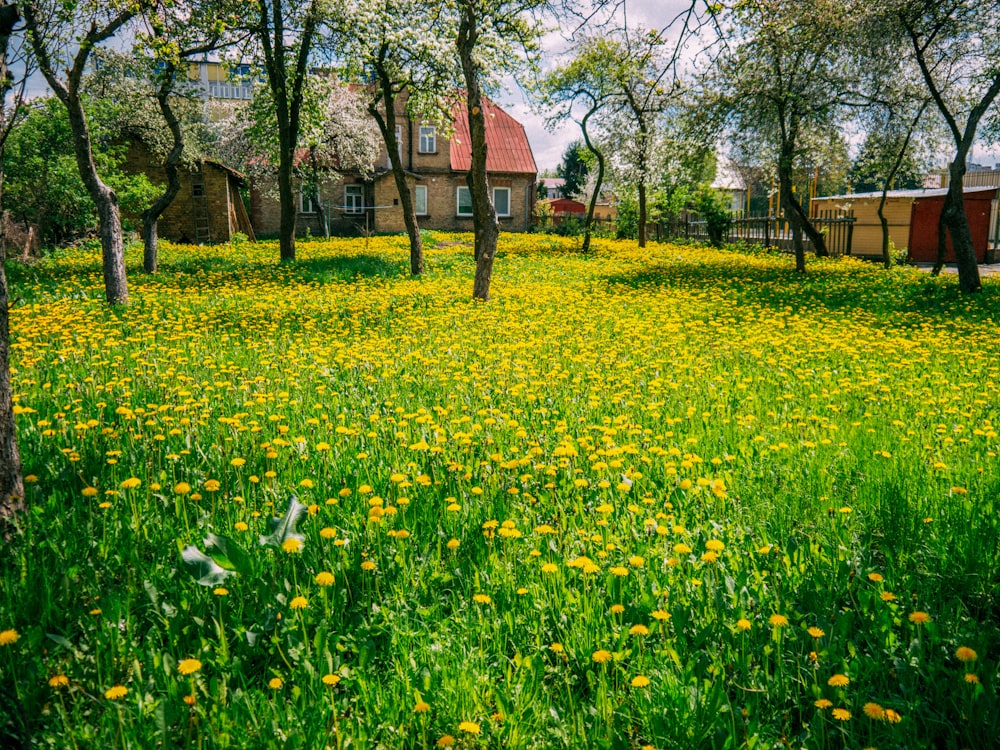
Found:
811,187 -> 1000,262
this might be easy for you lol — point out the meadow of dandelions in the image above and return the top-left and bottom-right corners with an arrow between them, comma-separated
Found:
1,233 -> 998,748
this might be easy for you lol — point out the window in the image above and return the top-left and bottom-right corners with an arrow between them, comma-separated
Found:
299,189 -> 316,214
414,185 -> 428,216
418,125 -> 436,153
456,186 -> 512,217
388,125 -> 402,168
493,187 -> 511,217
344,184 -> 364,214
457,186 -> 473,216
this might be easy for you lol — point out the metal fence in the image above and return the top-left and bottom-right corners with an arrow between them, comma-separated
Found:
669,209 -> 857,256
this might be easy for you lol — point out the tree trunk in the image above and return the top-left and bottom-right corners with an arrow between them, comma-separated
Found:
24,4 -> 132,304
143,77 -> 186,274
778,158 -> 805,273
458,2 -> 499,300
580,104 -> 605,255
0,251 -> 22,521
877,193 -> 891,269
943,158 -> 981,293
277,150 -> 297,262
67,99 -> 128,302
370,74 -> 423,275
637,177 -> 647,248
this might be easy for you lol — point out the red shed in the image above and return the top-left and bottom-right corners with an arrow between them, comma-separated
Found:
908,186 -> 1000,263
547,197 -> 587,215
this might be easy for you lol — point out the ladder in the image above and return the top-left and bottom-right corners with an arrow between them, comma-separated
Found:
192,169 -> 211,243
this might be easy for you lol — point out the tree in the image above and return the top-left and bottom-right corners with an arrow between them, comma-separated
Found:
247,0 -> 325,262
707,0 -> 857,272
556,141 -> 590,199
893,0 -> 1000,291
3,96 -> 159,245
603,28 -> 674,249
542,37 -> 617,253
132,2 -> 235,273
332,0 -> 457,275
221,73 -> 380,236
1,0 -> 28,521
455,0 -> 544,300
23,0 -> 151,304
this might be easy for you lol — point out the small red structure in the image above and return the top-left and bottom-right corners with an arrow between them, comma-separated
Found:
547,198 -> 586,215
908,186 -> 1000,263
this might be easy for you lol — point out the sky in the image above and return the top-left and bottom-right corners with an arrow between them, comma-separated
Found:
503,0 -> 695,172
506,0 -> 999,173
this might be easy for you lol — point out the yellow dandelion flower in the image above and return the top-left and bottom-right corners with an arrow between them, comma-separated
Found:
808,627 -> 825,638
880,591 -> 896,602
414,700 -> 431,713
234,521 -> 248,532
629,624 -> 650,636
174,482 -> 191,495
828,674 -> 850,687
436,736 -> 456,747
652,610 -> 671,621
268,678 -> 283,689
447,538 -> 460,550
204,479 -> 220,492
177,659 -> 202,675
768,614 -> 788,628
592,649 -> 613,664
320,527 -> 336,539
472,594 -> 491,605
956,646 -> 977,663
814,699 -> 832,710
0,629 -> 20,646
909,611 -> 931,625
631,675 -> 651,687
323,673 -> 341,686
281,538 -> 302,554
119,477 -> 141,490
458,721 -> 480,734
289,596 -> 308,610
315,571 -> 335,586
213,587 -> 228,596
736,618 -> 752,631
48,675 -> 69,688
885,709 -> 901,723
867,572 -> 884,583
610,604 -> 625,614
705,539 -> 725,551
82,486 -> 99,497
230,458 -> 246,467
549,643 -> 564,653
964,673 -> 979,685
361,560 -> 376,571
832,708 -> 851,721
105,685 -> 128,700
863,702 -> 884,720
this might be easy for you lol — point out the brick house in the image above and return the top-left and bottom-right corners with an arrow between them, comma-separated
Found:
250,95 -> 538,237
123,142 -> 255,244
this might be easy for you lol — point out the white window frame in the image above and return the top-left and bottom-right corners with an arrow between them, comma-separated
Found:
418,125 -> 436,154
493,187 -> 511,217
414,185 -> 428,216
456,186 -> 473,216
344,184 -> 364,215
456,186 -> 512,217
299,188 -> 316,214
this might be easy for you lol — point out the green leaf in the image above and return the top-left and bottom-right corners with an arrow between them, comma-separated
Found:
259,495 -> 307,549
181,545 -> 236,587
204,533 -> 254,576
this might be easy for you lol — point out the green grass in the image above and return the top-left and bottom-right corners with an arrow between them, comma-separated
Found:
1,233 -> 998,749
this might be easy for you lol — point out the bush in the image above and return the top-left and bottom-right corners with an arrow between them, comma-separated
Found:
695,188 -> 732,248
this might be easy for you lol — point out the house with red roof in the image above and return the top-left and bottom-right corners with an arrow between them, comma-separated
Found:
250,93 -> 538,237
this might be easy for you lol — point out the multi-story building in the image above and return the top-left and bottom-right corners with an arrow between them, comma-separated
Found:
250,92 -> 538,237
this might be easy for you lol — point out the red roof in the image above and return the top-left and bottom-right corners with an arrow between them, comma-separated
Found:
450,98 -> 537,175
547,198 -> 586,214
